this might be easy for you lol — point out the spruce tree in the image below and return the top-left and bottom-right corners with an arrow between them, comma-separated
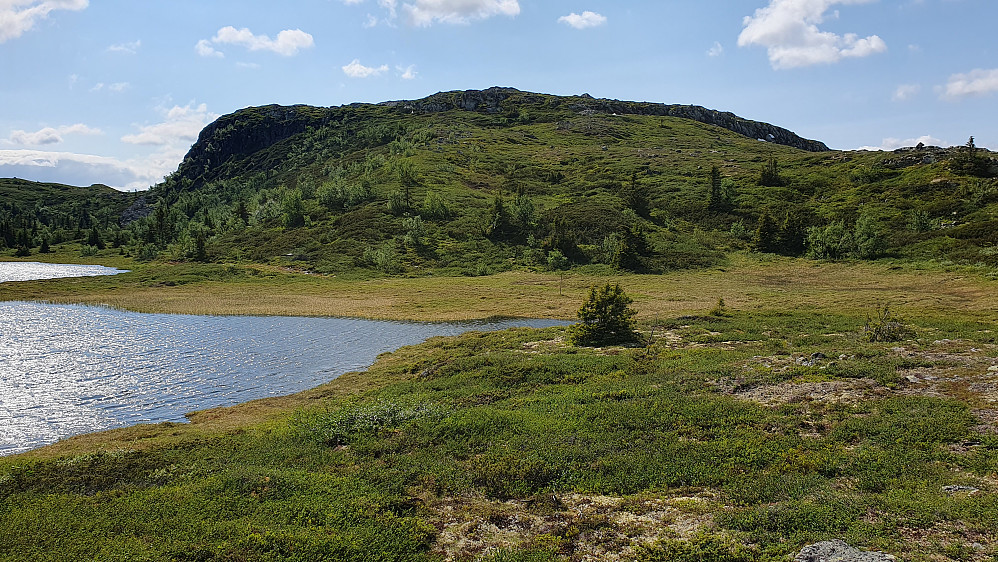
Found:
569,283 -> 640,346
753,209 -> 779,253
708,165 -> 724,210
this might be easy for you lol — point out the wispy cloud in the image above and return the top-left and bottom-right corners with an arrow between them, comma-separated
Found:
121,103 -> 217,147
397,64 -> 417,80
0,0 -> 88,43
342,59 -> 389,78
4,123 -> 102,146
107,40 -> 140,54
353,0 -> 519,26
0,149 -> 158,190
738,0 -> 887,69
941,68 -> 998,100
195,39 -> 223,58
88,81 -> 129,93
558,11 -> 606,30
197,26 -> 314,57
892,83 -> 920,102
405,0 -> 519,26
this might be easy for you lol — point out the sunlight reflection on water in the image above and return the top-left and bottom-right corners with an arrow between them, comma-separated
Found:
0,262 -> 126,283
0,301 -> 566,456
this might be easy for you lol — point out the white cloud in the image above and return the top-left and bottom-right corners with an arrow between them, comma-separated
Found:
0,0 -> 88,43
403,0 -> 519,26
941,68 -> 998,99
892,83 -> 920,102
738,0 -> 887,69
195,39 -> 223,58
121,103 -> 217,146
558,11 -> 606,30
707,41 -> 724,57
0,102 -> 217,191
199,26 -> 314,57
5,123 -> 102,146
0,149 -> 168,190
857,134 -> 944,151
397,64 -> 417,80
342,59 -> 389,78
107,39 -> 140,54
380,0 -> 398,19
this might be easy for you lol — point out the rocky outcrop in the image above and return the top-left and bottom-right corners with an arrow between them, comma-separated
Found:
795,540 -> 896,562
176,104 -> 337,189
382,87 -> 830,152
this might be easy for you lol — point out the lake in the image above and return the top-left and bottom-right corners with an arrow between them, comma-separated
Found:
0,261 -> 126,283
0,264 -> 566,456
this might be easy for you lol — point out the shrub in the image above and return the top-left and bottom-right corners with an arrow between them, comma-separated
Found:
863,305 -> 915,342
634,533 -> 754,562
568,283 -> 640,346
291,400 -> 445,447
402,215 -> 427,248
364,243 -> 403,274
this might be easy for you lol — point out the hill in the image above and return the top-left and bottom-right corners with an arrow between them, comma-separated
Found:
0,178 -> 140,255
3,88 -> 996,275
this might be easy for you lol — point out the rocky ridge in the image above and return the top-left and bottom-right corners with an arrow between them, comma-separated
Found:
174,88 -> 830,190
381,87 -> 831,152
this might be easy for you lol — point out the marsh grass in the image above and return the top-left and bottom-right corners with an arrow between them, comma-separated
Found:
3,254 -> 998,323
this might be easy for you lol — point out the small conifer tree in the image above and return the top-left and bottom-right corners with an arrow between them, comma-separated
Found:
569,283 -> 640,346
753,209 -> 779,253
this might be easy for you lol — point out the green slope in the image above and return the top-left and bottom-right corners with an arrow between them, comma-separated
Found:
4,88 -> 996,274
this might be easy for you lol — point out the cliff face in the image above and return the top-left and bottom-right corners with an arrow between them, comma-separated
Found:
381,87 -> 830,152
176,104 -> 336,188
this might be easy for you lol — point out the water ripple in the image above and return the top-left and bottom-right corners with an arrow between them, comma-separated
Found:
0,301 -> 565,455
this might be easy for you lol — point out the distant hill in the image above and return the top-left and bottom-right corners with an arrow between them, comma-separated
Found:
3,88 -> 996,272
0,178 -> 140,253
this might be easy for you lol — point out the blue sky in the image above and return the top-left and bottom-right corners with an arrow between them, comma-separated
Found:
1,0 -> 996,190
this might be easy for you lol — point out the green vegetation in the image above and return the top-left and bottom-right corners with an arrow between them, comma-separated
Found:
3,306 -> 997,560
4,89 -> 995,280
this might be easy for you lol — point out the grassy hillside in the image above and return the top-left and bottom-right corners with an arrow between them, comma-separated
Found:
6,89 -> 994,277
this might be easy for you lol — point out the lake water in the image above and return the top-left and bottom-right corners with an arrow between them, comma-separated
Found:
0,261 -> 126,283
0,264 -> 566,456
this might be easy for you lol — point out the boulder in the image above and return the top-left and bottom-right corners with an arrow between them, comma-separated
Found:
795,540 -> 896,562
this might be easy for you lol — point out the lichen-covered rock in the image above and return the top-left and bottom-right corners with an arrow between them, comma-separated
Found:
795,540 -> 896,562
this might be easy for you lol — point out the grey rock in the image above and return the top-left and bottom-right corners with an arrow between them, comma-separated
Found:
795,540 -> 896,562
942,485 -> 979,494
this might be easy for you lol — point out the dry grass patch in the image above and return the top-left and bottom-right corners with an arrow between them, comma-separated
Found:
427,493 -> 719,562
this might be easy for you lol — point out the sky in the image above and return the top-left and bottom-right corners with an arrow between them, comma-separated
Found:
1,0 -> 996,191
